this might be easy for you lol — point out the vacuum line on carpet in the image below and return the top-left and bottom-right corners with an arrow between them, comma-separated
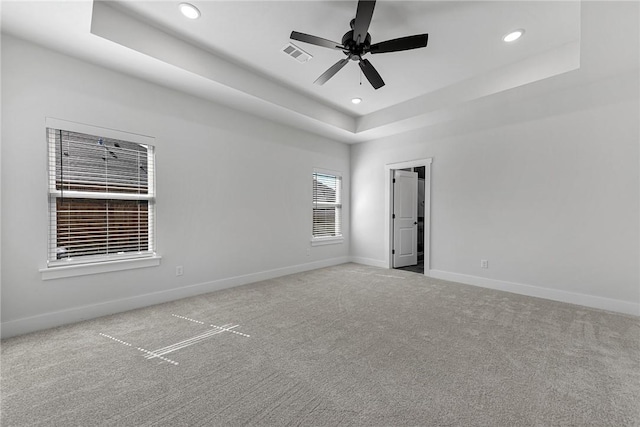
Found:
136,348 -> 179,365
145,328 -> 229,358
99,333 -> 179,365
171,314 -> 205,324
211,324 -> 250,338
172,314 -> 251,337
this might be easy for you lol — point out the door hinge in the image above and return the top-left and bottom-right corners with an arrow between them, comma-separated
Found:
392,249 -> 395,254
392,213 -> 396,219
393,178 -> 396,183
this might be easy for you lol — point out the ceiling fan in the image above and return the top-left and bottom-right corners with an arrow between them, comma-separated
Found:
290,0 -> 428,90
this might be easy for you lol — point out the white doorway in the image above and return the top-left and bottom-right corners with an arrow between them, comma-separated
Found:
384,159 -> 432,275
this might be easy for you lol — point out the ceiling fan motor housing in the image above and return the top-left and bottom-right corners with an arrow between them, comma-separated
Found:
342,30 -> 371,60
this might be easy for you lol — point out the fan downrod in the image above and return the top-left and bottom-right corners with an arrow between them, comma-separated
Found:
342,19 -> 371,61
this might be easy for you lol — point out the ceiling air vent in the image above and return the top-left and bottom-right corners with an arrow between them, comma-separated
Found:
282,42 -> 312,63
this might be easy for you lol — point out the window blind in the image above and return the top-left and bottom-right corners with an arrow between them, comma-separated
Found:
312,172 -> 342,238
47,128 -> 155,266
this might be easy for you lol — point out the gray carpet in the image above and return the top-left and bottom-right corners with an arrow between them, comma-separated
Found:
2,264 -> 639,426
395,262 -> 424,275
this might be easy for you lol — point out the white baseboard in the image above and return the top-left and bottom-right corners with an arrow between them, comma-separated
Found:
4,259 -> 636,338
349,256 -> 388,269
429,269 -> 639,316
0,256 -> 350,339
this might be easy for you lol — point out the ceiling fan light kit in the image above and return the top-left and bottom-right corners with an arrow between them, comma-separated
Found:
290,0 -> 428,90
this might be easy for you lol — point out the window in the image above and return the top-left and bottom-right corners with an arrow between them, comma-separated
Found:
47,124 -> 156,267
312,170 -> 343,244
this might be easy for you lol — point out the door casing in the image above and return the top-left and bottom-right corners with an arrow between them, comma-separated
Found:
384,158 -> 432,275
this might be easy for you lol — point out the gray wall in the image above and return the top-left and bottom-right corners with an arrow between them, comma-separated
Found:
1,2 -> 638,338
350,1 -> 639,314
1,35 -> 350,337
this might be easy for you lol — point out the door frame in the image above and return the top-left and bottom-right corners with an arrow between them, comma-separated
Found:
384,158 -> 432,275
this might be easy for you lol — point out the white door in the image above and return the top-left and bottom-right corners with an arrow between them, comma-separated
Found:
393,170 -> 418,268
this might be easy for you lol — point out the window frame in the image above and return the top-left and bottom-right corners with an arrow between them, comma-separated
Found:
42,118 -> 160,279
311,168 -> 344,246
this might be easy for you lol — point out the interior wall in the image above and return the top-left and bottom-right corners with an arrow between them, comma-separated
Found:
350,2 -> 639,314
1,35 -> 350,337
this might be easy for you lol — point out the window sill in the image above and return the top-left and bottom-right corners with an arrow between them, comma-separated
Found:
311,237 -> 344,246
40,256 -> 162,281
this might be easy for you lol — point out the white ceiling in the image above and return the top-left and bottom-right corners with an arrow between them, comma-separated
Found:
1,1 -> 581,142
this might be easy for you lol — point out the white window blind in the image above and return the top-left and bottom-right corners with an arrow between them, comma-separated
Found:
47,127 -> 155,266
312,171 -> 342,238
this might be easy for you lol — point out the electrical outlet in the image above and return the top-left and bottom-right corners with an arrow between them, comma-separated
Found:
480,260 -> 488,269
176,265 -> 184,276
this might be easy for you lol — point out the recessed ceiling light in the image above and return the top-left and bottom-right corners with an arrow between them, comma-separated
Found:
503,29 -> 524,43
179,3 -> 200,20
351,98 -> 362,105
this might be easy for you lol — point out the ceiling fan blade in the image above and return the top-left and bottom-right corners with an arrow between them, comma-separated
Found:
359,58 -> 385,89
352,0 -> 376,45
314,58 -> 350,85
290,31 -> 344,50
369,34 -> 429,54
